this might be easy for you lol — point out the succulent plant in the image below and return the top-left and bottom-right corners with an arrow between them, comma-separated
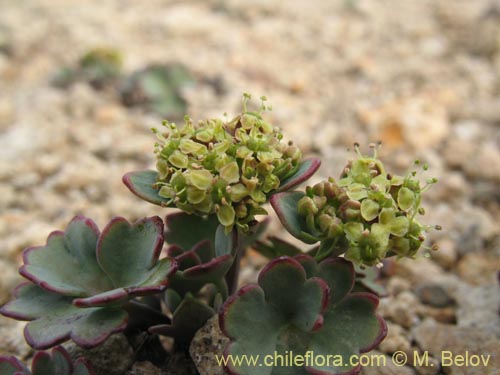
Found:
0,215 -> 176,349
164,240 -> 233,301
0,346 -> 93,375
120,64 -> 194,119
219,256 -> 386,375
123,94 -> 320,234
253,235 -> 386,297
0,95 -> 442,375
52,47 -> 122,89
271,144 -> 438,266
79,48 -> 123,89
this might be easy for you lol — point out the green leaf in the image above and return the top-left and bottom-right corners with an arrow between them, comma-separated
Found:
0,284 -> 127,350
276,158 -> 321,193
0,346 -> 94,375
354,264 -> 387,297
97,216 -> 167,288
220,256 -> 386,375
20,216 -> 112,297
150,296 -> 215,344
308,294 -> 385,374
164,213 -> 219,250
253,237 -> 302,259
0,357 -> 29,374
215,224 -> 235,257
122,170 -> 173,206
270,192 -> 319,244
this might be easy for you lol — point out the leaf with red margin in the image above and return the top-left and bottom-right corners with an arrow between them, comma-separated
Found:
270,191 -> 318,244
253,236 -> 302,259
164,212 -> 219,251
17,216 -> 176,309
275,158 -> 321,193
122,170 -> 173,207
220,257 -> 329,375
0,346 -> 95,375
219,256 -> 387,375
149,295 -> 215,345
168,254 -> 233,299
19,216 -> 112,297
0,356 -> 30,374
0,284 -> 127,350
96,216 -> 174,292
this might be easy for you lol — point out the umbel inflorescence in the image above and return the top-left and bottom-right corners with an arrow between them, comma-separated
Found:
152,94 -> 302,233
291,144 -> 439,265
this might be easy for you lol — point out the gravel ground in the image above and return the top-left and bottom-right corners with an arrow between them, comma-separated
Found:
1,1 -> 499,374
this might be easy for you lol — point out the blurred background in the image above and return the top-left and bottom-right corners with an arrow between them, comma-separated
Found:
0,0 -> 499,374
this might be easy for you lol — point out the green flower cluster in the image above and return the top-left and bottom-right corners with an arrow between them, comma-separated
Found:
298,145 -> 437,266
153,95 -> 302,232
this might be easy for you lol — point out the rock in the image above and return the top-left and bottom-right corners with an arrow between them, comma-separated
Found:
416,305 -> 456,325
358,94 -> 451,151
0,318 -> 32,359
463,141 -> 500,182
125,361 -> 162,375
0,257 -> 22,305
163,351 -> 198,375
189,315 -> 228,375
0,97 -> 15,130
64,333 -> 135,375
415,283 -> 455,308
360,351 -> 416,375
457,253 -> 500,285
379,291 -> 420,329
386,277 -> 411,296
413,319 -> 500,375
455,283 -> 500,336
430,238 -> 457,270
394,258 -> 444,285
378,322 -> 411,355
412,354 -> 440,375
427,171 -> 469,205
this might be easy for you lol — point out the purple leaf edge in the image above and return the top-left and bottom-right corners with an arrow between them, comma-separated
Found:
23,311 -> 128,350
269,192 -> 319,244
18,216 -> 100,296
97,216 -> 165,271
122,170 -> 169,207
276,157 -> 321,193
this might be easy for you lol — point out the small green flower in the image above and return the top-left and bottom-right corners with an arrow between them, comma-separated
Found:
152,95 -> 303,233
296,144 -> 437,266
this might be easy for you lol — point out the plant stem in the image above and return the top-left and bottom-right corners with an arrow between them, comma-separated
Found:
124,299 -> 170,331
225,229 -> 242,295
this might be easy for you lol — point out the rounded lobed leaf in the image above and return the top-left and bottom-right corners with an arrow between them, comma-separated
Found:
0,284 -> 128,350
19,216 -> 112,297
219,256 -> 386,375
0,346 -> 94,375
97,216 -> 165,287
164,212 -> 219,250
12,216 -> 177,310
0,356 -> 30,374
149,296 -> 215,344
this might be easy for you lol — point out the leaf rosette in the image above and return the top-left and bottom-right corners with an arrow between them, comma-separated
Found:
0,215 -> 177,349
219,255 -> 387,375
0,346 -> 93,375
